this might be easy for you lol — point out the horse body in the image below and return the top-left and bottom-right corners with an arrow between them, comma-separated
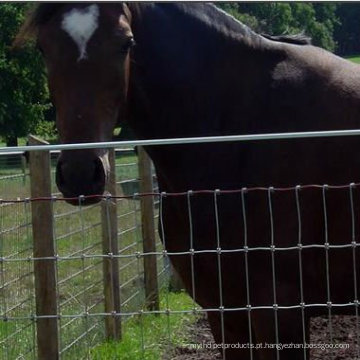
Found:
17,3 -> 360,359
128,5 -> 360,359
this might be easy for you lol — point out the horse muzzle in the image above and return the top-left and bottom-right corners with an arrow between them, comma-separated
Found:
56,150 -> 108,205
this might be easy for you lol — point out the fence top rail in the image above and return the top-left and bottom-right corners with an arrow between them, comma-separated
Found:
0,148 -> 135,156
1,129 -> 360,153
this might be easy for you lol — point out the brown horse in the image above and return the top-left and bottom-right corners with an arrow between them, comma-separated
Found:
16,3 -> 360,359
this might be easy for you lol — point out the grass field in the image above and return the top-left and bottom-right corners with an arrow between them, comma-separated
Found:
91,291 -> 197,360
345,54 -> 360,64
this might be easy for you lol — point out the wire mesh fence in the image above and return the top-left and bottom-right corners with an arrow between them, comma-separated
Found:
0,145 -> 169,360
0,152 -> 29,200
1,132 -> 360,360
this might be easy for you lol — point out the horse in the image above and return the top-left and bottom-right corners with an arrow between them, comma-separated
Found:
16,3 -> 360,359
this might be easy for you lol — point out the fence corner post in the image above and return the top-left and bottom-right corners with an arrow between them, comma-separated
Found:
28,135 -> 59,360
101,148 -> 121,340
138,146 -> 160,311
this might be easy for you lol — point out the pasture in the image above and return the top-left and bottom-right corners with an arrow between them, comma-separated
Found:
346,55 -> 360,64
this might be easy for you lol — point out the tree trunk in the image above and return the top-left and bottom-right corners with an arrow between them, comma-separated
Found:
6,136 -> 18,147
4,136 -> 18,166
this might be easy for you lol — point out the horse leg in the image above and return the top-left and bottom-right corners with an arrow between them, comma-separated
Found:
207,310 -> 260,360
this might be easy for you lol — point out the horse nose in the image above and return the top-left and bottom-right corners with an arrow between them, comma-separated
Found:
56,153 -> 106,201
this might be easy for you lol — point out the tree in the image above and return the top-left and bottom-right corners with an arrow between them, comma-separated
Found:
291,3 -> 338,51
217,3 -> 339,52
0,3 -> 50,146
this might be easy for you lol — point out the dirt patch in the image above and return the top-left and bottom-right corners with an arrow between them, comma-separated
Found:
163,315 -> 220,360
310,315 -> 359,359
165,315 -> 359,359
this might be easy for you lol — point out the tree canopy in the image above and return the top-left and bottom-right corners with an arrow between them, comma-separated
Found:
0,3 -> 50,146
217,3 -> 360,56
217,3 -> 339,52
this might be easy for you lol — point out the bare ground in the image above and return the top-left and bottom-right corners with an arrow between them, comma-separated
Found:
310,316 -> 359,359
163,316 -> 221,360
164,315 -> 359,360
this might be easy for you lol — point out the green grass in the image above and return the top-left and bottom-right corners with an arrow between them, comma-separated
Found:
345,54 -> 360,64
91,291 -> 198,360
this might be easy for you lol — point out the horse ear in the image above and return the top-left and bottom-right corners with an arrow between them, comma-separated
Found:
123,3 -> 132,24
115,111 -> 129,131
113,124 -> 136,141
13,17 -> 36,49
13,4 -> 65,49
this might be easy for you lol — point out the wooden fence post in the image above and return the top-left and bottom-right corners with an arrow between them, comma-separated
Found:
138,146 -> 160,311
101,149 -> 121,340
28,135 -> 59,360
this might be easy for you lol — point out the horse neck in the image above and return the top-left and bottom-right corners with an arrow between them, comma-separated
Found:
126,4 -> 283,192
127,3 -> 276,140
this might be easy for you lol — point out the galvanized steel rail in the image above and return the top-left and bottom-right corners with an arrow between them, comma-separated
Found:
2,129 -> 360,153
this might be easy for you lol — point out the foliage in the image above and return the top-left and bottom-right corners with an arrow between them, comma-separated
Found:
33,120 -> 57,140
217,3 -> 339,52
0,3 -> 50,146
217,3 -> 360,56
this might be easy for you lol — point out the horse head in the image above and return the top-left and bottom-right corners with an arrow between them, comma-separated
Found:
21,3 -> 134,204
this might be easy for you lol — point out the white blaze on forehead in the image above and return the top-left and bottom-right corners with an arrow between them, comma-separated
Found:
61,5 -> 100,61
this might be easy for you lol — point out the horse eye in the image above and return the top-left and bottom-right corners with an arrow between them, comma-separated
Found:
121,37 -> 136,54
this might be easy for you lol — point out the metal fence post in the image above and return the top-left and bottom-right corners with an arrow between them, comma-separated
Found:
101,149 -> 121,340
28,135 -> 59,360
138,146 -> 160,311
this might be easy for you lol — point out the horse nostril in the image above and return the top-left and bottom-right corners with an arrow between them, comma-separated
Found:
93,158 -> 105,185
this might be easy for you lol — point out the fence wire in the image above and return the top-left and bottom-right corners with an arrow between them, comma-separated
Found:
0,149 -> 169,360
1,148 -> 360,359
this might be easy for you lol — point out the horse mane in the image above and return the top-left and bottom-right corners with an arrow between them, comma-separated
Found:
261,33 -> 312,45
13,4 -> 65,47
197,3 -> 257,39
201,3 -> 312,46
165,3 -> 259,42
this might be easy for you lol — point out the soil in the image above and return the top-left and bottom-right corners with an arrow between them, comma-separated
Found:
163,316 -> 221,360
310,316 -> 359,360
164,315 -> 359,360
